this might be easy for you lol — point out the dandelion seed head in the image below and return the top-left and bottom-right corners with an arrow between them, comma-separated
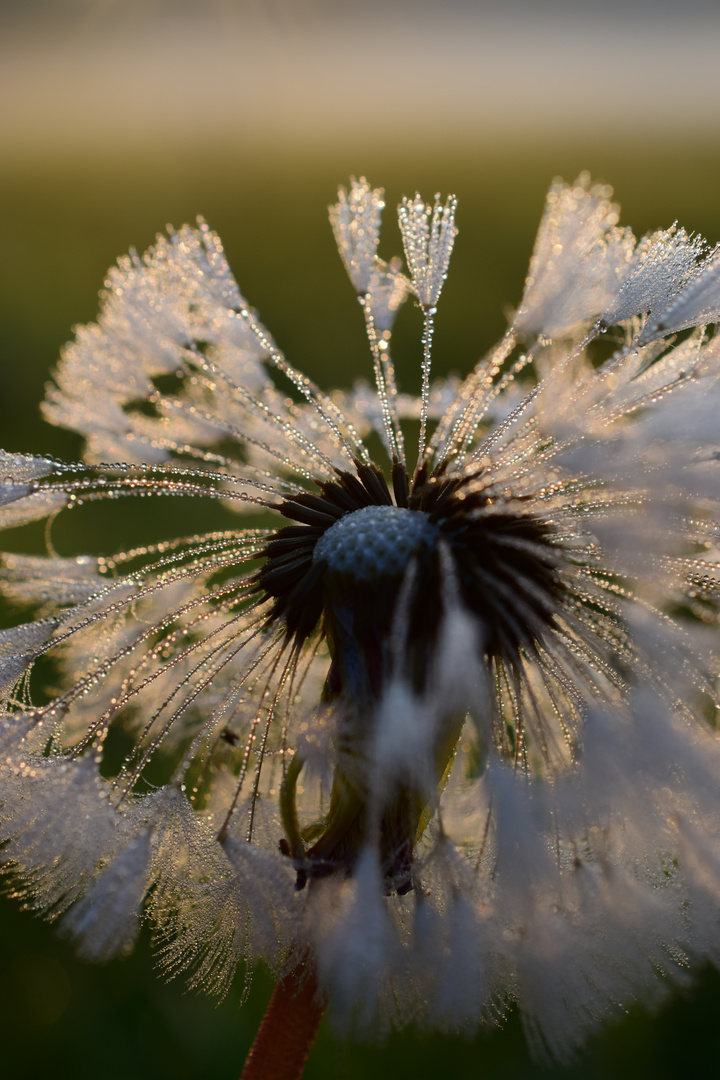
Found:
4,172 -> 720,1058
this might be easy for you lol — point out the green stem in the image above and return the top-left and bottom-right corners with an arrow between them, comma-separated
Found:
280,752 -> 305,860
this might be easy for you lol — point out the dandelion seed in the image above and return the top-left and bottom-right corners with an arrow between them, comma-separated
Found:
329,177 -> 384,297
3,175 -> 720,1077
397,191 -> 458,466
514,172 -> 630,336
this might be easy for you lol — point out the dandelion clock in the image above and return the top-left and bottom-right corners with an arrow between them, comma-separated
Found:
3,174 -> 720,1078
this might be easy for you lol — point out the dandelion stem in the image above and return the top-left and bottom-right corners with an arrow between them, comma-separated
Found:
240,962 -> 326,1080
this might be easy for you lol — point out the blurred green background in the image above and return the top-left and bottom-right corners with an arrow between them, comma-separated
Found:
4,2 -> 720,1077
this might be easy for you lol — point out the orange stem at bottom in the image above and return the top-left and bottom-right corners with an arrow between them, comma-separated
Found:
240,962 -> 326,1080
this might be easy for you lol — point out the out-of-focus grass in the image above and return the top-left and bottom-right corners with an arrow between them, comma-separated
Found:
2,139 -> 720,1079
